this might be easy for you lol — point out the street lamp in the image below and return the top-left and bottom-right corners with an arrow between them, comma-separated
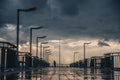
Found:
36,36 -> 46,57
43,46 -> 50,60
59,39 -> 61,68
73,52 -> 79,67
45,50 -> 52,62
45,49 -> 52,56
84,42 -> 91,69
30,26 -> 43,55
40,42 -> 48,59
16,7 -> 36,67
18,7 -> 36,12
47,53 -> 52,63
17,7 -> 36,54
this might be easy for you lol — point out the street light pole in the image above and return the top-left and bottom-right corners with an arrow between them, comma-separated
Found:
47,53 -> 52,63
40,42 -> 48,59
36,36 -> 46,57
43,46 -> 49,60
16,7 -> 36,67
73,52 -> 79,67
30,26 -> 43,55
83,42 -> 91,69
59,39 -> 61,68
17,10 -> 19,56
45,50 -> 52,62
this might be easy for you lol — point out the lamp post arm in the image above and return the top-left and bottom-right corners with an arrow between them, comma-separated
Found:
18,7 -> 36,12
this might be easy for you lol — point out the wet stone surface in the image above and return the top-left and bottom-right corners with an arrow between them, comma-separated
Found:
1,68 -> 120,80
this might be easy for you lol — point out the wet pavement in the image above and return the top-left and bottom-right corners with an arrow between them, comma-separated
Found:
1,67 -> 120,80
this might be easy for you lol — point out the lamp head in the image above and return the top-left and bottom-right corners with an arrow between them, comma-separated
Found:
41,41 -> 48,44
36,26 -> 43,29
19,7 -> 37,12
45,49 -> 51,52
48,53 -> 52,55
74,52 -> 79,54
85,42 -> 91,45
37,36 -> 46,39
31,26 -> 43,29
44,46 -> 50,48
27,7 -> 36,11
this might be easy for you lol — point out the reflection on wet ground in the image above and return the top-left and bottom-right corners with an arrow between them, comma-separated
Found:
1,68 -> 120,80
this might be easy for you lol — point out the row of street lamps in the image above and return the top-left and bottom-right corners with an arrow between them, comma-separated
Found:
43,46 -> 50,60
73,42 -> 91,68
30,26 -> 43,55
36,36 -> 47,58
40,41 -> 48,59
17,7 -> 37,58
17,6 -> 91,67
16,7 -> 51,62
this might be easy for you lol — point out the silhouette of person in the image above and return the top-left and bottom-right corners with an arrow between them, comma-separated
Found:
53,60 -> 56,67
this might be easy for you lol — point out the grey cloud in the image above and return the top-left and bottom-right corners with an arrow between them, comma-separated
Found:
97,41 -> 110,47
118,40 -> 120,43
0,0 -> 48,26
56,0 -> 85,16
19,40 -> 28,44
112,0 -> 120,9
0,0 -> 120,44
0,25 -> 16,44
103,38 -> 109,42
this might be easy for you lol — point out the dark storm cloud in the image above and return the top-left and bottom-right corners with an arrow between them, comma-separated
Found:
56,0 -> 85,16
0,0 -> 48,27
0,0 -> 120,44
112,0 -> 120,9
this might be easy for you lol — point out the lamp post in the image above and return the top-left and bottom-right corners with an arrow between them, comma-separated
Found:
47,53 -> 52,63
45,50 -> 52,62
40,42 -> 48,59
84,42 -> 91,69
17,7 -> 36,55
73,52 -> 79,67
17,7 -> 36,67
36,36 -> 46,57
59,39 -> 61,68
30,26 -> 43,55
43,46 -> 50,60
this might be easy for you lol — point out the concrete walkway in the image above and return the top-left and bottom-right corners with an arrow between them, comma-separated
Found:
1,67 -> 120,80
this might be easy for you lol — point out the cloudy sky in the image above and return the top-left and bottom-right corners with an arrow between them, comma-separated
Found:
0,0 -> 120,64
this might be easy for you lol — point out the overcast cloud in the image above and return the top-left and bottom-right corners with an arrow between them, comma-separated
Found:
0,0 -> 120,44
1,0 -> 120,64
